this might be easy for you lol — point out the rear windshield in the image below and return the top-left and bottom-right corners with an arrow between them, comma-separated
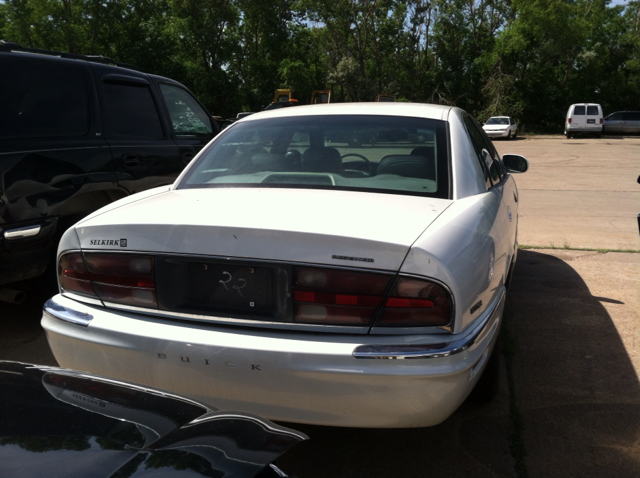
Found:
486,117 -> 509,125
178,115 -> 449,198
573,106 -> 586,115
587,106 -> 599,115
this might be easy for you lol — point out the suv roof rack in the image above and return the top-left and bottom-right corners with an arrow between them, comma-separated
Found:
0,40 -> 141,71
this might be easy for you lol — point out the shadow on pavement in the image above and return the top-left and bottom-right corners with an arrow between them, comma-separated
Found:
504,250 -> 640,477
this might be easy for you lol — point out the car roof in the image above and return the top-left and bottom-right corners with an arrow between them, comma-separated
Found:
239,102 -> 454,122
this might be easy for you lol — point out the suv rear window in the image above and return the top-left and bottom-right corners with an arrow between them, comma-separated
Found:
587,106 -> 599,115
0,58 -> 89,139
178,115 -> 449,198
573,106 -> 586,115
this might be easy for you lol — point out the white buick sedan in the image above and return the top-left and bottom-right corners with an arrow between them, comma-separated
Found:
42,103 -> 528,428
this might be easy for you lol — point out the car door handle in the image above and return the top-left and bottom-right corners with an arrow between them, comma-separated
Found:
122,154 -> 139,168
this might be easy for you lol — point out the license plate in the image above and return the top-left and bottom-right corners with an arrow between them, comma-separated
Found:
157,257 -> 287,317
587,119 -> 596,124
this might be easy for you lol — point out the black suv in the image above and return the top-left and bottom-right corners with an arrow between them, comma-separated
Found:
0,41 -> 219,296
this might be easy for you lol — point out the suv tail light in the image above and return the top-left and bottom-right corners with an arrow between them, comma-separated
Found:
293,266 -> 451,327
568,118 -> 572,124
59,252 -> 157,308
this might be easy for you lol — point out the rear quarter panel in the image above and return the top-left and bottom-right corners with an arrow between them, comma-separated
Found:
400,190 -> 513,334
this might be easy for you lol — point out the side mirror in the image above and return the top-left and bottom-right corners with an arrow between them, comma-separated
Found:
503,154 -> 529,173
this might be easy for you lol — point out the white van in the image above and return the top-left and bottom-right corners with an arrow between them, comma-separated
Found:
565,103 -> 603,138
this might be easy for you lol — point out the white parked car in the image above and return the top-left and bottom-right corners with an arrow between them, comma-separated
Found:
482,116 -> 517,139
42,103 -> 528,428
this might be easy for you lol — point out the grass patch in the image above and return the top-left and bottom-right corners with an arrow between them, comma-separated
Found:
519,244 -> 640,253
501,321 -> 530,478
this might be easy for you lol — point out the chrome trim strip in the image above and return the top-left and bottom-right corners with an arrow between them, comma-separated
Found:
4,225 -> 41,240
0,146 -> 106,157
43,298 -> 94,326
353,289 -> 504,359
101,301 -> 371,334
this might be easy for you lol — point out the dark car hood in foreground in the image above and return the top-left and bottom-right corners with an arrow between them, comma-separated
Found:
0,362 -> 307,478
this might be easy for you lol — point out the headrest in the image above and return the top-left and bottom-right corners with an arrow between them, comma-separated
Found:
377,155 -> 434,180
301,147 -> 343,172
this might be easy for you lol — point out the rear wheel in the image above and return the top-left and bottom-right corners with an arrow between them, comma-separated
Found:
507,131 -> 512,139
565,130 -> 572,139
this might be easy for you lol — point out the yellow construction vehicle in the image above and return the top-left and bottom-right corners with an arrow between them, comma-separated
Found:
311,90 -> 331,104
265,89 -> 299,111
274,89 -> 292,103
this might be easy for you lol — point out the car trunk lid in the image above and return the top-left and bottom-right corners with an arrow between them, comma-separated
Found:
76,188 -> 451,271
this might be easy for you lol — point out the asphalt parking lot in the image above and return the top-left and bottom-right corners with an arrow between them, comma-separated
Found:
1,135 -> 639,477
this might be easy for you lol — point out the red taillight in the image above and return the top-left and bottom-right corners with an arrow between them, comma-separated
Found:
377,276 -> 450,327
600,118 -> 603,124
292,267 -> 451,327
293,267 -> 389,325
568,118 -> 572,124
85,253 -> 155,288
59,252 -> 157,308
59,253 -> 95,296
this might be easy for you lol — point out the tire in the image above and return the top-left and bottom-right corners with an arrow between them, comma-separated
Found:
507,131 -> 511,140
469,333 -> 502,404
565,130 -> 572,139
513,130 -> 517,139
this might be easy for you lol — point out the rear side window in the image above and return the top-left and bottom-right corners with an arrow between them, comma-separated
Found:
159,83 -> 215,138
463,115 -> 503,187
0,57 -> 89,139
573,106 -> 586,115
103,82 -> 164,138
624,112 -> 640,121
586,106 -> 599,116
